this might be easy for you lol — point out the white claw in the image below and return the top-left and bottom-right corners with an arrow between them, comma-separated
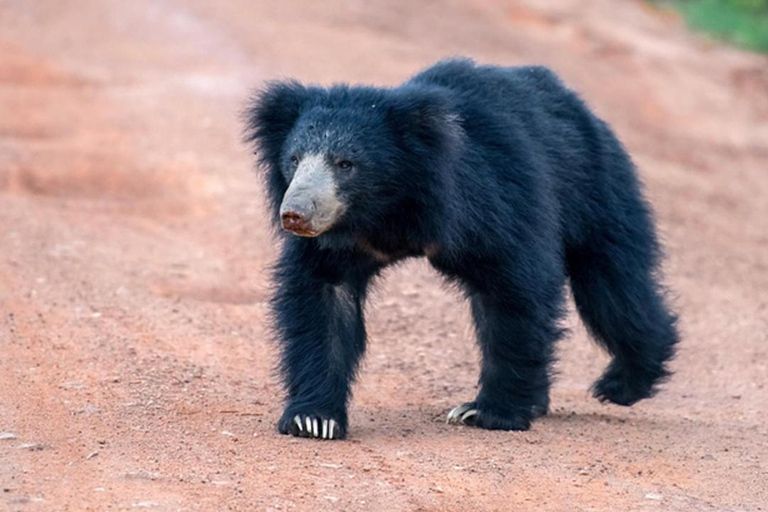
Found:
447,403 -> 472,424
461,409 -> 479,422
329,419 -> 337,440
305,417 -> 311,433
322,419 -> 328,439
294,415 -> 303,432
313,418 -> 319,438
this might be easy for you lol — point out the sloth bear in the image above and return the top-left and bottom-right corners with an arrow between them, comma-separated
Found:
244,59 -> 678,440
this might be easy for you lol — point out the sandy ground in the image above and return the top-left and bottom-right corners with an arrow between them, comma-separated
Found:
1,0 -> 767,510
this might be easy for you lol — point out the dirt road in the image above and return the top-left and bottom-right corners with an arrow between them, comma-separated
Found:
1,0 -> 767,510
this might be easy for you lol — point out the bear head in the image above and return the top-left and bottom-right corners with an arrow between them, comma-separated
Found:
244,80 -> 463,239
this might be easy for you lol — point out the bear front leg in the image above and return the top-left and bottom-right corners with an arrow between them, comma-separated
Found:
272,240 -> 371,440
448,276 -> 564,431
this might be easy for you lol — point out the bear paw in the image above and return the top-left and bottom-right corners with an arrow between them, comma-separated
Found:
277,412 -> 345,440
446,402 -> 533,431
592,362 -> 657,406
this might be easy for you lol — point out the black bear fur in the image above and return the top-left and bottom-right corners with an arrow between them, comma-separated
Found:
244,59 -> 679,439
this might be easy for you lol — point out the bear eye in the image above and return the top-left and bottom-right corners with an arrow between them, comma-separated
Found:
290,155 -> 300,166
337,160 -> 353,171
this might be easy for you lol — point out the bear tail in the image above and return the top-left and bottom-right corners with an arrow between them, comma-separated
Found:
566,223 -> 679,407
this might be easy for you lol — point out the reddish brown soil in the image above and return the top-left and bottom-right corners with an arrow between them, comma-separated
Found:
1,1 -> 767,510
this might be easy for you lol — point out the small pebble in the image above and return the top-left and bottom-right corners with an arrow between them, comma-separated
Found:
132,502 -> 159,508
17,443 -> 44,451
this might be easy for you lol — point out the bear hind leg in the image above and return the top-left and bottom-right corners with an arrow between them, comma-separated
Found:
567,243 -> 679,407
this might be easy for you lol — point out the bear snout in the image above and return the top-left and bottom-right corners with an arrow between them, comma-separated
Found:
280,209 -> 317,236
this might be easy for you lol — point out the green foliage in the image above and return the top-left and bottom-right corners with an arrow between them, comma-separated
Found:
658,0 -> 768,53
725,0 -> 768,12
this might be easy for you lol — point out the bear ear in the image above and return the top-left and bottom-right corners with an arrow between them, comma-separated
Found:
385,86 -> 463,155
243,80 -> 308,166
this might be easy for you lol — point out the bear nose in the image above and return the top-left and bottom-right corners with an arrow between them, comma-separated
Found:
281,210 -> 310,232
